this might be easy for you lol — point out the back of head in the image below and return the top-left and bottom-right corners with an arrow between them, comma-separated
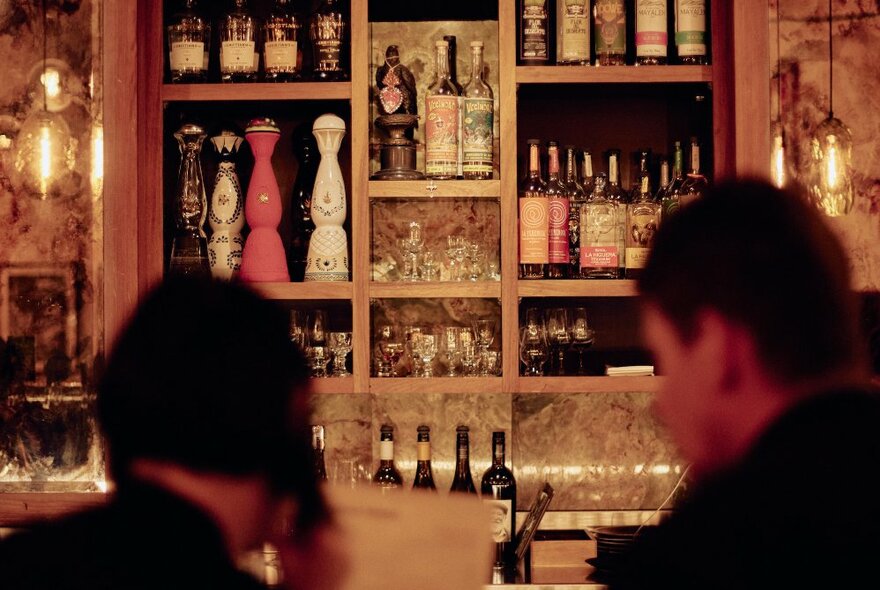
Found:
98,277 -> 314,499
639,178 -> 865,384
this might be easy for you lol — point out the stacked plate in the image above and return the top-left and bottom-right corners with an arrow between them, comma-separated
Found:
586,525 -> 653,578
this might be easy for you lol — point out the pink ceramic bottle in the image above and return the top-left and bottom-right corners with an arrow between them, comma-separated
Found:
239,118 -> 290,282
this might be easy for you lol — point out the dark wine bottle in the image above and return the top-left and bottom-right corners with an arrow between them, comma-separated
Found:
287,123 -> 318,281
412,425 -> 437,491
311,424 -> 328,481
373,424 -> 403,490
450,425 -> 477,494
481,431 -> 517,582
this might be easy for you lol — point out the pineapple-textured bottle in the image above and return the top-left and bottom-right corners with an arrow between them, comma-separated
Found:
605,149 -> 628,278
219,0 -> 259,83
373,424 -> 404,491
594,0 -> 626,66
310,0 -> 347,81
519,0 -> 550,64
564,146 -> 586,281
519,140 -> 549,280
425,40 -> 460,180
625,150 -> 661,280
546,141 -> 570,279
557,0 -> 590,65
462,41 -> 494,180
167,0 -> 210,83
481,432 -> 518,583
450,425 -> 477,494
412,425 -> 437,491
263,0 -> 302,82
675,0 -> 708,64
635,0 -> 668,65
580,173 -> 619,279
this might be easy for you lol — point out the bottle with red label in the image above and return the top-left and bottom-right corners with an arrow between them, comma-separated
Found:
545,141 -> 570,279
519,140 -> 549,280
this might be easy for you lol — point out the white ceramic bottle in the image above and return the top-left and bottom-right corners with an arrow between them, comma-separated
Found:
208,129 -> 245,280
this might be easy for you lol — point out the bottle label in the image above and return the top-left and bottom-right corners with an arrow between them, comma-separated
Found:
676,0 -> 707,56
594,0 -> 626,54
625,247 -> 650,269
519,197 -> 550,264
221,41 -> 257,72
316,39 -> 342,71
636,0 -> 668,57
313,14 -> 343,71
548,197 -> 570,263
417,441 -> 431,461
580,202 -> 619,268
425,95 -> 460,177
521,0 -> 549,60
485,499 -> 513,543
170,41 -> 206,72
380,440 -> 394,461
558,0 -> 590,63
265,40 -> 297,70
462,98 -> 494,175
581,246 -> 619,269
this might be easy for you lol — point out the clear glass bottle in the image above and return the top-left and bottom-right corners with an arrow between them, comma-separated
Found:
412,425 -> 437,491
580,173 -> 619,279
373,424 -> 404,491
519,0 -> 550,64
625,151 -> 661,280
519,139 -> 548,280
565,146 -> 587,280
263,0 -> 302,82
675,0 -> 708,64
425,40 -> 460,180
655,155 -> 670,202
594,0 -> 626,66
450,425 -> 477,494
481,432 -> 518,583
556,0 -> 590,65
219,0 -> 259,83
681,137 -> 709,206
546,141 -> 570,279
311,425 -> 328,481
462,41 -> 494,180
310,0 -> 347,81
169,123 -> 211,277
580,148 -> 596,197
167,0 -> 210,83
661,141 -> 686,219
605,149 -> 628,278
635,0 -> 668,65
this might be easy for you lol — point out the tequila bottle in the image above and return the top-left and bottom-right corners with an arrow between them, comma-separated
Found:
605,149 -> 628,278
219,0 -> 259,83
167,0 -> 210,83
565,146 -> 586,280
425,40 -> 460,180
169,123 -> 211,277
310,0 -> 347,81
625,150 -> 660,280
462,41 -> 494,180
546,141 -> 570,279
594,0 -> 626,66
557,0 -> 590,65
635,0 -> 668,65
263,0 -> 302,82
519,140 -> 548,280
675,0 -> 708,64
580,173 -> 619,279
580,148 -> 595,197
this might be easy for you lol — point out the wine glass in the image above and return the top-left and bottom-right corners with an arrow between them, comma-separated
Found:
329,331 -> 352,377
569,307 -> 595,376
403,325 -> 423,377
402,221 -> 425,282
458,327 -> 478,377
378,340 -> 405,378
520,325 -> 549,377
546,308 -> 570,376
309,310 -> 327,348
411,330 -> 438,378
472,318 -> 497,376
440,326 -> 462,377
453,235 -> 468,281
419,250 -> 439,281
466,240 -> 485,281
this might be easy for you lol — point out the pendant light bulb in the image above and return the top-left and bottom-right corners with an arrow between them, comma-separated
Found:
13,110 -> 78,200
809,116 -> 854,216
770,120 -> 787,189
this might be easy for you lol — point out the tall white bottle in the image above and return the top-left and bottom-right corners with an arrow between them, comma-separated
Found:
304,113 -> 349,282
208,129 -> 245,280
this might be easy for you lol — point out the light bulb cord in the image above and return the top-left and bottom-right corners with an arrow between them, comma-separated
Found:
828,0 -> 834,118
775,0 -> 782,121
42,0 -> 48,113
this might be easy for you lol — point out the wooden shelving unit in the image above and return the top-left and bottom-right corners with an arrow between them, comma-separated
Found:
160,82 -> 351,102
515,65 -> 712,84
369,282 -> 501,299
368,179 -> 501,198
517,280 -> 639,298
369,377 -> 503,395
251,282 -> 354,300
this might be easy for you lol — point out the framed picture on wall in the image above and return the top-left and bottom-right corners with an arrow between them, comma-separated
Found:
0,263 -> 78,386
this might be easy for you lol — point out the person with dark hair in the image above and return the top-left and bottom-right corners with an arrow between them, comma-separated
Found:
612,179 -> 880,589
0,277 -> 329,589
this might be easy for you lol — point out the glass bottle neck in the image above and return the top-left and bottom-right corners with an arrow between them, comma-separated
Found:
608,156 -> 620,184
492,441 -> 506,466
690,144 -> 701,174
470,47 -> 484,82
582,154 -> 593,179
548,147 -> 560,180
528,145 -> 541,178
435,46 -> 451,80
565,150 -> 578,183
660,162 -> 670,186
673,147 -> 684,177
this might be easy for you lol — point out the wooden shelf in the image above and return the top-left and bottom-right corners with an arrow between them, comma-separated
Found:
0,492 -> 108,526
516,376 -> 662,393
370,282 -> 501,299
161,82 -> 351,102
250,282 -> 353,301
310,376 -> 356,394
518,280 -> 639,298
370,377 -> 503,395
368,179 -> 501,198
515,65 -> 712,85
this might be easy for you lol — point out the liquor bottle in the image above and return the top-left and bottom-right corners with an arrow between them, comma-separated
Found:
564,146 -> 586,281
310,0 -> 347,81
680,137 -> 709,206
580,173 -> 619,279
594,0 -> 626,66
167,0 -> 210,83
287,124 -> 318,282
169,123 -> 211,277
546,141 -> 570,279
556,0 -> 590,65
373,424 -> 404,491
481,432 -> 517,582
519,0 -> 550,64
656,156 -> 670,202
625,150 -> 660,280
450,425 -> 477,494
661,141 -> 686,219
675,0 -> 708,64
312,425 -> 328,481
219,0 -> 259,83
412,425 -> 437,491
519,140 -> 549,280
425,40 -> 460,180
605,149 -> 628,278
207,128 -> 245,281
635,0 -> 668,65
462,41 -> 494,180
580,148 -> 596,197
263,0 -> 302,82
444,35 -> 465,179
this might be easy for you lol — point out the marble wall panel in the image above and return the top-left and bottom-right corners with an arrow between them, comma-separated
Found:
310,393 -> 372,487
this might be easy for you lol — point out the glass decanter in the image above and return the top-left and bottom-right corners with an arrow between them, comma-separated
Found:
169,123 -> 210,277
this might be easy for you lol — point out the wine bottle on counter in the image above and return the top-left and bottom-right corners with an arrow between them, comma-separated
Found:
373,424 -> 404,491
312,425 -> 328,481
481,431 -> 517,583
450,425 -> 477,494
412,425 -> 437,491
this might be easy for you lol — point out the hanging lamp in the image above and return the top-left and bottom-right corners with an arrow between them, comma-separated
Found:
770,0 -> 787,188
808,0 -> 854,216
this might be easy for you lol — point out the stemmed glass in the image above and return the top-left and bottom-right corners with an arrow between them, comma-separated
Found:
307,310 -> 330,377
401,221 -> 425,282
458,327 -> 478,376
378,340 -> 405,378
288,309 -> 307,352
411,330 -> 438,378
445,235 -> 467,281
375,324 -> 396,377
329,331 -> 352,377
472,318 -> 496,376
440,326 -> 462,377
520,324 -> 549,377
419,250 -> 439,281
403,325 -> 423,377
466,240 -> 485,281
453,236 -> 468,281
546,308 -> 570,376
569,307 -> 595,376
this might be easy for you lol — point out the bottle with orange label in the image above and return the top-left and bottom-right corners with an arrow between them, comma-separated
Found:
519,139 -> 549,280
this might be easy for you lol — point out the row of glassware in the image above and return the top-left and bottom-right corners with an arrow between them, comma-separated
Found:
520,307 -> 595,377
375,321 -> 500,378
289,310 -> 351,378
390,222 -> 500,282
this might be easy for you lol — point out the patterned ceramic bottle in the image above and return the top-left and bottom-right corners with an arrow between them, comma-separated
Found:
208,128 -> 245,280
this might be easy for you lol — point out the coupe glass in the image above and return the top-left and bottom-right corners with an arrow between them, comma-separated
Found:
329,331 -> 352,377
569,307 -> 595,376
